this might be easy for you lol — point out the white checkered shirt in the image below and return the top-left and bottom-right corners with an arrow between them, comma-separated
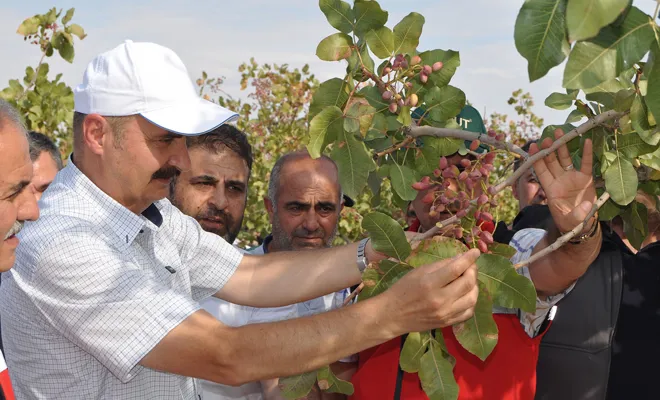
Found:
0,160 -> 243,399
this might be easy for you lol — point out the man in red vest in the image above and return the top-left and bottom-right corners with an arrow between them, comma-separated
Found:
0,100 -> 41,400
350,121 -> 603,399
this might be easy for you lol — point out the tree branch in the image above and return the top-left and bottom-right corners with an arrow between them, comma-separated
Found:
374,137 -> 415,158
404,126 -> 528,158
513,191 -> 610,268
493,110 -> 624,193
409,110 -> 624,243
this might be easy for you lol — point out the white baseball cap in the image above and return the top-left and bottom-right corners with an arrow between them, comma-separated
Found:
73,40 -> 238,136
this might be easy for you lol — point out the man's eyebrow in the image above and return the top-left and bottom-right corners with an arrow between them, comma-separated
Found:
285,201 -> 310,208
316,201 -> 337,209
226,180 -> 246,188
191,175 -> 219,183
5,180 -> 30,197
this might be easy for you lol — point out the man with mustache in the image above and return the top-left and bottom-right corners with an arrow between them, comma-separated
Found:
0,99 -> 41,400
1,41 -> 480,399
170,124 -> 250,245
27,131 -> 63,202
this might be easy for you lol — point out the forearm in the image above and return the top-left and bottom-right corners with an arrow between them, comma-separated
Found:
217,295 -> 395,385
529,219 -> 602,296
219,242 -> 365,307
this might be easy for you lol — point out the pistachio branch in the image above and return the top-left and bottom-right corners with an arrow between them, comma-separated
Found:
493,109 -> 624,193
404,126 -> 528,158
374,137 -> 415,158
513,191 -> 610,268
411,109 -> 624,243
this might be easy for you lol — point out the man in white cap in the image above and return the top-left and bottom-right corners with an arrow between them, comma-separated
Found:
0,41 -> 480,399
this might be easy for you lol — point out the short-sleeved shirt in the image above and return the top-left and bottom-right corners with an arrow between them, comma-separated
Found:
0,160 -> 243,399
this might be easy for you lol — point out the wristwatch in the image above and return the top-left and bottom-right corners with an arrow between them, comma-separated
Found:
357,238 -> 370,273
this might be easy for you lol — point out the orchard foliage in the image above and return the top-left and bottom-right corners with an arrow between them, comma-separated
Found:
280,1 -> 541,399
196,60 -> 402,248
0,7 -> 86,158
515,0 -> 660,248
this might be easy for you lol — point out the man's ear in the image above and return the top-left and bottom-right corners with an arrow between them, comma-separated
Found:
82,114 -> 109,156
264,197 -> 274,224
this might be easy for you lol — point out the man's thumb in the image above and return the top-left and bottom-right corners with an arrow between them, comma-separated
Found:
572,200 -> 593,223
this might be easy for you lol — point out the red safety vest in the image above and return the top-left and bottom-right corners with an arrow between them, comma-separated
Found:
349,219 -> 549,400
0,351 -> 15,400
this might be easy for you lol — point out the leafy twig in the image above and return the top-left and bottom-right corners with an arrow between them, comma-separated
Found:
17,53 -> 46,103
411,110 -> 624,242
513,192 -> 609,268
374,137 -> 415,158
493,110 -> 624,193
404,126 -> 528,158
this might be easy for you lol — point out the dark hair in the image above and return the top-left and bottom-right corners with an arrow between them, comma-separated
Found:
513,140 -> 537,172
186,124 -> 253,174
28,131 -> 63,170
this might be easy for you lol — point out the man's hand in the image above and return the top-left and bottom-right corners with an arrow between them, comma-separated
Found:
529,129 -> 597,234
381,248 -> 480,335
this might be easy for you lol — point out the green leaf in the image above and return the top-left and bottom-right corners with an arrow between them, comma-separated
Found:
566,0 -> 629,42
418,50 -> 461,88
630,95 -> 658,145
639,146 -> 660,170
331,130 -> 377,198
416,136 -> 462,176
623,201 -> 648,250
603,155 -> 638,205
617,132 -> 655,158
62,8 -> 75,25
316,365 -> 354,395
488,243 -> 518,259
598,198 -> 625,220
347,42 -> 375,81
354,1 -> 388,37
563,7 -> 654,90
514,0 -> 570,82
308,106 -> 344,158
406,236 -> 467,267
613,88 -> 636,112
389,161 -> 418,201
316,33 -> 354,61
365,26 -> 394,59
400,331 -> 431,373
360,260 -> 414,300
309,78 -> 350,120
58,40 -> 75,63
419,341 -> 459,400
319,0 -> 354,34
545,92 -> 576,110
17,16 -> 40,36
392,12 -> 425,55
646,44 -> 660,127
424,86 -> 466,123
476,254 -> 537,313
359,85 -> 389,112
279,371 -> 318,399
68,24 -> 86,40
452,282 -> 498,361
362,211 -> 411,260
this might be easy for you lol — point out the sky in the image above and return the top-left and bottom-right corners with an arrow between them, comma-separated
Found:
0,0 -> 657,129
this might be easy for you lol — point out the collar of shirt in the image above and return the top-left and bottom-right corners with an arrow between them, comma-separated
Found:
58,156 -> 165,251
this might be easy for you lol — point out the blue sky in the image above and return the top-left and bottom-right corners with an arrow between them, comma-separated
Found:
0,0 -> 656,129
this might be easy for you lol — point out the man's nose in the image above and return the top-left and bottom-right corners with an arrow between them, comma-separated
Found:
18,186 -> 39,222
302,211 -> 320,232
209,186 -> 229,211
170,139 -> 191,172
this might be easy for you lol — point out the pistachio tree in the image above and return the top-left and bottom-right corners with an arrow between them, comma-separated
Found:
0,7 -> 86,158
281,1 -> 660,399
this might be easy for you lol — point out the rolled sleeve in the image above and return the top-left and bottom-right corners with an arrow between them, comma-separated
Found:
170,210 -> 244,302
508,228 -> 575,337
27,235 -> 200,382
